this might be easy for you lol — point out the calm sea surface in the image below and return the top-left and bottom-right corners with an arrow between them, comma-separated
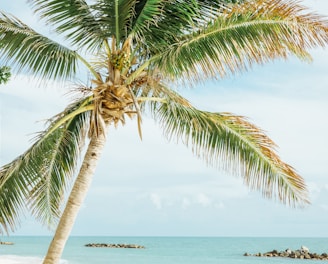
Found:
0,237 -> 327,264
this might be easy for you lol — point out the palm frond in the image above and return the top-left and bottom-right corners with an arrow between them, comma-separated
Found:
0,11 -> 78,80
151,0 -> 328,82
130,0 -> 164,40
0,160 -> 31,234
152,92 -> 308,207
136,0 -> 204,53
91,0 -> 137,45
0,97 -> 91,232
27,0 -> 106,50
135,0 -> 242,54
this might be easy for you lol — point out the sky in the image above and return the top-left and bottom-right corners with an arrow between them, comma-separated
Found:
0,0 -> 328,238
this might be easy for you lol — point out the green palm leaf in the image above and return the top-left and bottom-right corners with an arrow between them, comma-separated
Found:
0,97 -> 91,233
28,0 -> 106,50
136,0 -> 242,54
136,0 -> 204,53
0,11 -> 77,80
130,0 -> 164,40
152,90 -> 308,207
0,160 -> 31,234
91,0 -> 137,45
152,0 -> 328,82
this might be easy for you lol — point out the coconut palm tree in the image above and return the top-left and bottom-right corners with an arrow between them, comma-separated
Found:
1,0 -> 328,262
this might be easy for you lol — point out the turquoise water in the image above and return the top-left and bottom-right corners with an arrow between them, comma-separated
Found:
0,237 -> 327,263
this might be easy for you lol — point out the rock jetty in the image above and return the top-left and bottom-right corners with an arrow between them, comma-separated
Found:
244,246 -> 328,260
85,243 -> 145,249
0,241 -> 14,245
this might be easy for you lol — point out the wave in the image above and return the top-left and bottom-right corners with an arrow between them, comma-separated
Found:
0,255 -> 68,264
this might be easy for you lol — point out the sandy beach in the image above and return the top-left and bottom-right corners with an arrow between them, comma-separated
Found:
0,256 -> 68,264
0,256 -> 43,264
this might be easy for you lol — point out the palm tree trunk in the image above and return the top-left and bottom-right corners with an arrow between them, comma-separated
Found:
43,131 -> 107,264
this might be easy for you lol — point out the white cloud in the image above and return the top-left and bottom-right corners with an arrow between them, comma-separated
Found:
181,197 -> 191,210
150,193 -> 162,210
196,193 -> 211,207
319,204 -> 328,211
306,182 -> 323,201
214,201 -> 225,209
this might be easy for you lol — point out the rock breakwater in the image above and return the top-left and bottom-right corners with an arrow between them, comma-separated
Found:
244,246 -> 328,260
0,241 -> 14,245
85,243 -> 145,249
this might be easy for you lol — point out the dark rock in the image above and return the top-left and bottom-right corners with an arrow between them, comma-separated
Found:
301,246 -> 309,253
0,241 -> 14,245
85,243 -> 145,249
245,246 -> 328,260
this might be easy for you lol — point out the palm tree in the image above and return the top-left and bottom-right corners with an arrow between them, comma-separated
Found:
0,0 -> 328,262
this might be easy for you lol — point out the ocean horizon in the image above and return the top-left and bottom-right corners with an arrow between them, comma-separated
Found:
0,236 -> 328,263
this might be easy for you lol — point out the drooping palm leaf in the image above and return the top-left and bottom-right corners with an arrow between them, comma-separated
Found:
150,88 -> 308,207
0,97 -> 92,233
0,11 -> 78,80
0,159 -> 31,234
150,0 -> 328,82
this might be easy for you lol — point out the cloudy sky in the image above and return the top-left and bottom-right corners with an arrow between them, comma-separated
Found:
1,0 -> 328,237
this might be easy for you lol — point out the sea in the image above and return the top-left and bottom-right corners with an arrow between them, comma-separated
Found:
0,237 -> 327,264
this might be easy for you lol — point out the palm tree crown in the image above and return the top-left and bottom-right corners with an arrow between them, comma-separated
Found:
1,0 -> 328,262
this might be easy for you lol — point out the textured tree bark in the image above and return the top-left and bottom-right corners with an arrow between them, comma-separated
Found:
43,132 -> 107,264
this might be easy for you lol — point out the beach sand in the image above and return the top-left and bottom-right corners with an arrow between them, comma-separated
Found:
0,256 -> 68,264
0,256 -> 42,264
